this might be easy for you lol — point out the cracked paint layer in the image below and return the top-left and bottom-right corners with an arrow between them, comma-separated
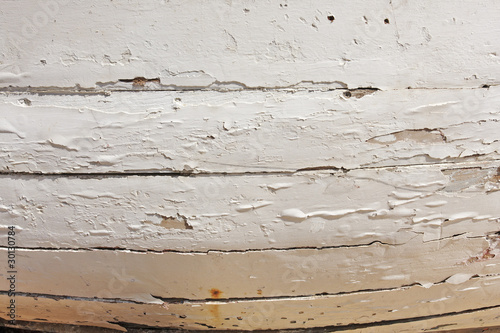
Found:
0,235 -> 497,301
1,0 -> 500,89
0,163 -> 500,251
1,0 -> 500,331
1,275 -> 500,330
0,87 -> 499,174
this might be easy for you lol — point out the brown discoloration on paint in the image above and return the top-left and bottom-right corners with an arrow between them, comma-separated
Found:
210,288 -> 222,299
257,289 -> 262,295
208,289 -> 223,325
209,304 -> 220,322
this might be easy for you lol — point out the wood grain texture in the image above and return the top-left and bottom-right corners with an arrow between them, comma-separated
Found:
2,0 -> 500,331
0,236 -> 497,301
1,275 -> 500,331
1,0 -> 499,90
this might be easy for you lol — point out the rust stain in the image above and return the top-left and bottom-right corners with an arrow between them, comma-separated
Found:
257,289 -> 262,295
210,288 -> 223,299
208,288 -> 223,327
209,304 -> 220,323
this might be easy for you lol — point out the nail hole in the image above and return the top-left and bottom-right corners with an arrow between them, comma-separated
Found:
384,18 -> 390,24
327,15 -> 335,22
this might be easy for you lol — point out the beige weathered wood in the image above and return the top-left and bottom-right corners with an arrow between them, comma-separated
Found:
357,307 -> 500,333
1,275 -> 500,331
0,87 -> 499,174
0,235 -> 496,302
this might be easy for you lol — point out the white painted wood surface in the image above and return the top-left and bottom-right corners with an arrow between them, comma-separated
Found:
1,0 -> 500,331
1,164 -> 500,251
0,87 -> 499,173
1,0 -> 500,89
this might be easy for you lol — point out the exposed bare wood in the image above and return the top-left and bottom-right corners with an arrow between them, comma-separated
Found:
2,275 -> 500,331
0,235 -> 497,302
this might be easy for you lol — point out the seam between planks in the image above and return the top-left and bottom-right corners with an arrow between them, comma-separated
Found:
0,159 -> 499,178
2,274 -> 497,304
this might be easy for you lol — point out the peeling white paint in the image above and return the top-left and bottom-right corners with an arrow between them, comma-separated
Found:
0,164 -> 499,251
0,88 -> 500,173
1,0 -> 500,331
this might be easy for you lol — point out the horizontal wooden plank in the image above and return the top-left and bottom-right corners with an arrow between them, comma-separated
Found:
0,235 -> 497,301
1,0 -> 499,89
358,308 -> 500,333
1,87 -> 499,174
2,275 -> 500,331
0,164 -> 499,251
